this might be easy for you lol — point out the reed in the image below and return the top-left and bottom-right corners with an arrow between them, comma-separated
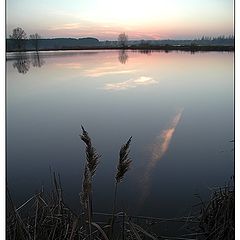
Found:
110,136 -> 132,239
197,178 -> 234,240
80,126 -> 101,240
80,125 -> 100,177
6,128 -> 234,240
116,136 -> 132,183
7,172 -> 234,240
7,175 -> 81,240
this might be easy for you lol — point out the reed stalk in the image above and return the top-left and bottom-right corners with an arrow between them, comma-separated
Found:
7,130 -> 233,240
110,136 -> 132,239
80,126 -> 100,240
198,180 -> 234,240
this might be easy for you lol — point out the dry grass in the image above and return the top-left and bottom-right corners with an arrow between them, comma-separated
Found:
197,178 -> 234,240
7,177 -> 81,240
6,176 -> 235,240
6,128 -> 234,240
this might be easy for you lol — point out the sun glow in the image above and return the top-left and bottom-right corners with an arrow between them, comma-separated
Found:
7,0 -> 233,39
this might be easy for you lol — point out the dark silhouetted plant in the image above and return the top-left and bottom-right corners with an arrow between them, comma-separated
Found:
111,136 -> 132,239
80,126 -> 101,240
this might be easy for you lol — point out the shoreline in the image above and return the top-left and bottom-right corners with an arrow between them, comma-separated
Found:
6,45 -> 234,53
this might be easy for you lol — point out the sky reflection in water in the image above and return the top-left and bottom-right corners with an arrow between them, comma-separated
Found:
7,50 -> 234,218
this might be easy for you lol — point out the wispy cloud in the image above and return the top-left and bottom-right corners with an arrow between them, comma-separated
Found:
46,18 -> 167,40
55,62 -> 82,69
102,76 -> 158,91
49,23 -> 82,31
47,10 -> 82,19
47,19 -> 127,38
85,67 -> 136,77
139,108 -> 184,205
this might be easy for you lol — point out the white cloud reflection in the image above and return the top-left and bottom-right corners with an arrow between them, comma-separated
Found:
139,108 -> 184,205
102,76 -> 158,91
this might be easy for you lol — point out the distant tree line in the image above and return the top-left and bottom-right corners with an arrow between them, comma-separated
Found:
7,27 -> 234,52
195,35 -> 234,41
101,34 -> 234,49
29,33 -> 41,51
7,27 -> 100,52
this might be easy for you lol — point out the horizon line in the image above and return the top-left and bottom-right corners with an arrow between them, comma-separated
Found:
6,35 -> 235,41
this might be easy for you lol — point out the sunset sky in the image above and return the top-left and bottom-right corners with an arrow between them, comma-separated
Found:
6,0 -> 234,40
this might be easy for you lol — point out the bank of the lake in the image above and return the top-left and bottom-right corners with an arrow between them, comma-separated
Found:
6,44 -> 234,53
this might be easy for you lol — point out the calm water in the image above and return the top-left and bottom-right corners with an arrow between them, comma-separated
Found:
7,50 -> 234,218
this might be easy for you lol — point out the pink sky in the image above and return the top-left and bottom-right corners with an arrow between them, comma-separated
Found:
7,0 -> 234,40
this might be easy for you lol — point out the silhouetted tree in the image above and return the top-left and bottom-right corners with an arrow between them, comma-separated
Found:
118,32 -> 128,48
29,33 -> 41,51
9,27 -> 27,51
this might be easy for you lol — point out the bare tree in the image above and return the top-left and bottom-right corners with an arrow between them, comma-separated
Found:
9,27 -> 27,51
118,32 -> 128,48
29,33 -> 41,51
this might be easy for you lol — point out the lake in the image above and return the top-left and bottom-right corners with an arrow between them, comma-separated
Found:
6,50 -> 234,220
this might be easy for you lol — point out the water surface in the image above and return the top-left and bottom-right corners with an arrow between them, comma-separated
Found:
7,50 -> 234,219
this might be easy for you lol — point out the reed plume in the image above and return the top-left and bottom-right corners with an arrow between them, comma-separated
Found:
80,125 -> 100,177
80,126 -> 100,240
111,136 -> 132,239
116,136 -> 132,183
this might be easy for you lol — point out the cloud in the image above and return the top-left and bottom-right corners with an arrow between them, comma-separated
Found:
55,62 -> 82,69
85,67 -> 136,77
45,18 -> 167,40
139,108 -> 184,205
102,76 -> 158,91
49,23 -> 82,31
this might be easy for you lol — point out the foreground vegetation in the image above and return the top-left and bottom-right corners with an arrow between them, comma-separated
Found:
7,127 -> 234,240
